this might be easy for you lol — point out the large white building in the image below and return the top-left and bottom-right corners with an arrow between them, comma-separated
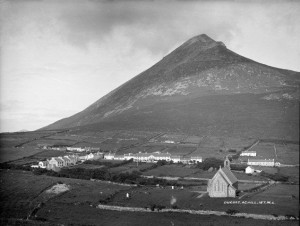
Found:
240,151 -> 256,157
247,159 -> 275,167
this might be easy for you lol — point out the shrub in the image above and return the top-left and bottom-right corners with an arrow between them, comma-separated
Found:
226,209 -> 239,215
150,204 -> 156,211
261,172 -> 289,182
196,158 -> 223,171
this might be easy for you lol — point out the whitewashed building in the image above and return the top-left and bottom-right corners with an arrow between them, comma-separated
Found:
240,151 -> 256,157
114,155 -> 125,161
104,153 -> 115,160
247,159 -> 275,167
245,166 -> 255,174
171,155 -> 181,163
124,153 -> 135,160
38,160 -> 49,168
190,156 -> 203,163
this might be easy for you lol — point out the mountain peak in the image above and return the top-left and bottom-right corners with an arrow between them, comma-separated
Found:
183,34 -> 225,50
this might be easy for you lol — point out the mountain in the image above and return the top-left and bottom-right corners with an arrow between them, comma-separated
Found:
42,34 -> 299,140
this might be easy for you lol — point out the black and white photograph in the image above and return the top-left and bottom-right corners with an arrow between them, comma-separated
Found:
0,0 -> 299,225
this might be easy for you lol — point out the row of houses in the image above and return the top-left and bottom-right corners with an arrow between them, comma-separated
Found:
34,152 -> 103,169
247,158 -> 280,167
104,152 -> 203,164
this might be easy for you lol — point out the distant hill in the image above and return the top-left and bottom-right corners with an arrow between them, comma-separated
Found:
41,34 -> 299,140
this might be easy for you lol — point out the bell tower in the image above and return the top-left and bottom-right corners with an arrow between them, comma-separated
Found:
224,156 -> 230,170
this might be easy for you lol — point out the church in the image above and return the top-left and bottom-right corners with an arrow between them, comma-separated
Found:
207,156 -> 238,198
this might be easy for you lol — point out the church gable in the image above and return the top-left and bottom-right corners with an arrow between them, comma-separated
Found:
207,156 -> 238,198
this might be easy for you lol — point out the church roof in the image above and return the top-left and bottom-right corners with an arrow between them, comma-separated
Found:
220,167 -> 238,185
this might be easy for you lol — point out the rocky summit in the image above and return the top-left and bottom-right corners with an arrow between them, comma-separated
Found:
42,34 -> 299,140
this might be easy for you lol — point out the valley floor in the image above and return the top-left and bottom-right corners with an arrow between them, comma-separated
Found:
0,170 -> 298,226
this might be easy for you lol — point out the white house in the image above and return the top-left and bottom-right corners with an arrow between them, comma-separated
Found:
247,159 -> 275,167
180,157 -> 191,164
135,153 -> 151,162
164,140 -> 175,144
114,155 -> 125,161
86,153 -> 95,160
240,151 -> 256,157
245,166 -> 255,174
190,156 -> 203,163
65,155 -> 78,165
170,155 -> 181,163
48,157 -> 64,168
67,147 -> 86,152
38,160 -> 49,168
104,153 -> 115,160
153,153 -> 171,162
60,157 -> 71,166
124,153 -> 136,160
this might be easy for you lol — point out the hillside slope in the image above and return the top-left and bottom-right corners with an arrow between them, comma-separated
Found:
42,34 -> 299,140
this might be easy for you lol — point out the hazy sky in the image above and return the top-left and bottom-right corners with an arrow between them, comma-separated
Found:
1,0 -> 300,132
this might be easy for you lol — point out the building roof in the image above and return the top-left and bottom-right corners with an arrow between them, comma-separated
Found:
170,155 -> 181,158
114,155 -> 125,158
190,156 -> 202,159
180,157 -> 191,161
61,157 -> 70,161
220,167 -> 238,185
135,153 -> 150,158
248,159 -> 274,162
153,153 -> 171,158
53,157 -> 64,163
242,150 -> 256,153
246,166 -> 254,169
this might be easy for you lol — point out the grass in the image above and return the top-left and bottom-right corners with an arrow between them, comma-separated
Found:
275,144 -> 299,165
1,169 -> 298,226
108,162 -> 154,174
35,204 -> 297,226
0,147 -> 44,163
0,169 -> 130,219
278,167 -> 299,183
142,165 -> 200,177
107,184 -> 299,216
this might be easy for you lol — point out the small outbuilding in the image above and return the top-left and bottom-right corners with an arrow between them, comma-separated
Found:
245,166 -> 255,174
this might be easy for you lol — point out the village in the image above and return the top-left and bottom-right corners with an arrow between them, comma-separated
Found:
31,144 -> 280,176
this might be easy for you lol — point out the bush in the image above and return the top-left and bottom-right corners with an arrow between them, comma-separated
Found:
226,209 -> 239,215
261,172 -> 289,182
196,158 -> 223,171
230,164 -> 247,171
150,204 -> 156,211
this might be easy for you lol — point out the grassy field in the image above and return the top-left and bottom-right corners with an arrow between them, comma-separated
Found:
278,167 -> 299,183
142,165 -> 200,177
0,169 -> 130,220
0,147 -> 45,163
35,204 -> 297,226
0,169 -> 298,226
275,144 -> 299,165
108,184 -> 299,216
108,162 -> 155,174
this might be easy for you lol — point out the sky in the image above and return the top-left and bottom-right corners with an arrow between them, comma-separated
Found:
0,0 -> 300,133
